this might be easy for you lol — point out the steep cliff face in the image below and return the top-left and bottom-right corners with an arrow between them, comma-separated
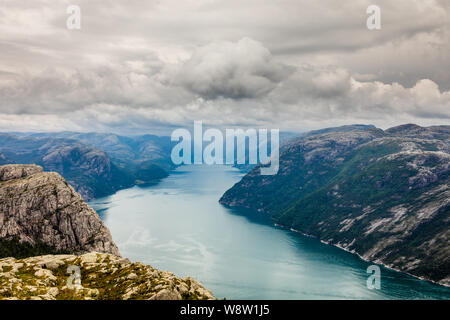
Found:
0,164 -> 120,257
220,124 -> 450,286
0,252 -> 215,300
0,164 -> 215,300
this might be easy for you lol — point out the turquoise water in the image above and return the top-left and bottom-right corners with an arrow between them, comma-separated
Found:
89,165 -> 450,299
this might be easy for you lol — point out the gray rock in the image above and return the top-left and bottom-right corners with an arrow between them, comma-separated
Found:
0,164 -> 120,256
0,253 -> 215,300
0,164 -> 43,181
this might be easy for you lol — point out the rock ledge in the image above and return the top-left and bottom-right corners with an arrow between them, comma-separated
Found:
0,252 -> 215,300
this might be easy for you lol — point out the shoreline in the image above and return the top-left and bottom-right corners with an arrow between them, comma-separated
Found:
92,166 -> 450,291
272,223 -> 450,289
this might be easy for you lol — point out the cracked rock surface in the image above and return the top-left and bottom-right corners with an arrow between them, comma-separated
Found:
0,164 -> 120,256
0,252 -> 215,300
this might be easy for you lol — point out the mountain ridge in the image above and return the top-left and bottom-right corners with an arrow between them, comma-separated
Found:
0,164 -> 215,300
220,124 -> 450,286
0,133 -> 170,200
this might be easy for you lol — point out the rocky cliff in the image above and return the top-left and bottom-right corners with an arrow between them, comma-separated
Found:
0,164 -> 120,257
0,164 -> 215,300
220,124 -> 450,286
0,252 -> 215,300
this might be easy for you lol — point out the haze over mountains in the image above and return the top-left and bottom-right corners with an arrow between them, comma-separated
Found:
0,129 -> 302,199
0,132 -> 173,200
26,132 -> 174,170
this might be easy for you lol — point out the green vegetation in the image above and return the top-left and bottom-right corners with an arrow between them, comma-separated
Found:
0,253 -> 215,300
220,125 -> 450,285
0,238 -> 67,259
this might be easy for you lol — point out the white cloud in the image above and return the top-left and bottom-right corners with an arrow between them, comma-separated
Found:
0,0 -> 449,133
177,38 -> 292,99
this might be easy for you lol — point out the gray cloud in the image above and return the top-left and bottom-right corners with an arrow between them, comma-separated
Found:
178,38 -> 292,99
0,0 -> 449,133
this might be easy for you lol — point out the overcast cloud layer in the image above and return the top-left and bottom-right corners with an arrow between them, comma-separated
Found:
0,0 -> 449,134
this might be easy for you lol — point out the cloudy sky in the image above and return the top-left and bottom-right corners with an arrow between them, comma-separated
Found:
0,0 -> 449,134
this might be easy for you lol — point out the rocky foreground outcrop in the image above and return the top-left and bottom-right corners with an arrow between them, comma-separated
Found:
0,164 -> 120,256
0,164 -> 215,300
0,252 -> 215,300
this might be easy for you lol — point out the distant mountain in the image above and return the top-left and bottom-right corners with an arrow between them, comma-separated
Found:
234,126 -> 373,172
0,133 -> 169,200
232,131 -> 303,172
27,131 -> 174,170
21,130 -> 300,175
220,124 -> 450,286
301,124 -> 376,138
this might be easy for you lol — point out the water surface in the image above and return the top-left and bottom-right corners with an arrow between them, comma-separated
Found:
90,165 -> 450,299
